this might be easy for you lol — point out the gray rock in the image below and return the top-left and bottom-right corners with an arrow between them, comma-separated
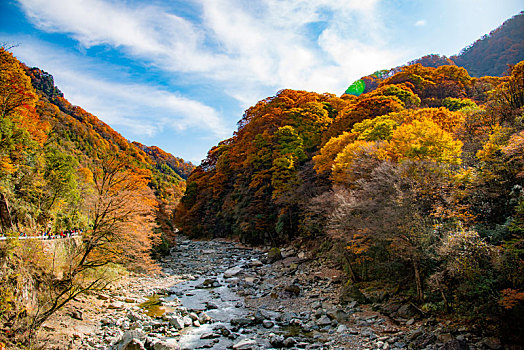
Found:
442,339 -> 469,350
396,304 -> 418,319
483,337 -> 502,350
269,334 -> 285,347
122,339 -> 145,350
233,338 -> 257,349
249,260 -> 263,267
230,317 -> 253,327
361,328 -> 377,339
183,316 -> 192,327
153,338 -> 181,350
224,266 -> 243,278
336,324 -> 347,333
339,284 -> 370,304
117,330 -> 146,350
168,316 -> 184,330
316,315 -> 332,327
262,320 -> 274,328
200,332 -> 220,339
108,301 -> 124,309
283,337 -> 297,347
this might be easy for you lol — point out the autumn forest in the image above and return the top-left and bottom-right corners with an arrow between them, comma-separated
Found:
1,9 -> 523,349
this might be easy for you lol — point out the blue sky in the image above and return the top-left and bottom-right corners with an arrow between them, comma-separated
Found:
0,0 -> 522,163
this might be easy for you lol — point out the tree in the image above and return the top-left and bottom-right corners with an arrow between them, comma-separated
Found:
18,156 -> 158,341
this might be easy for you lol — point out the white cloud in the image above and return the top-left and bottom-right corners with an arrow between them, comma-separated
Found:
415,19 -> 427,27
16,0 -> 404,99
10,40 -> 229,139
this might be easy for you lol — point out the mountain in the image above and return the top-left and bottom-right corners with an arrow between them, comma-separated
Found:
451,11 -> 524,77
0,47 -> 188,242
345,11 -> 523,96
133,142 -> 195,180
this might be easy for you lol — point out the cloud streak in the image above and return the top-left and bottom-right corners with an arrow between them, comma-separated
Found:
16,0 -> 403,97
10,40 -> 229,140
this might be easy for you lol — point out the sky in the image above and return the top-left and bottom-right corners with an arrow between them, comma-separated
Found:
0,0 -> 522,164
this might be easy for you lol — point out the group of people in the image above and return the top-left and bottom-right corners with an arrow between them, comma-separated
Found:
40,228 -> 84,240
0,228 -> 85,240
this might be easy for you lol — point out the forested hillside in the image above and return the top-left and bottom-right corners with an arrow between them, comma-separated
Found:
0,47 -> 191,343
0,48 -> 191,240
451,11 -> 524,77
176,60 -> 524,339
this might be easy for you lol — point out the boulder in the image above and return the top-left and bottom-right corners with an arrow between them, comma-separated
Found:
267,248 -> 282,263
224,266 -> 243,278
283,337 -> 297,347
153,339 -> 181,350
233,338 -> 257,349
117,330 -> 146,350
168,316 -> 184,330
339,283 -> 370,305
316,315 -> 332,327
284,284 -> 301,296
122,339 -> 145,350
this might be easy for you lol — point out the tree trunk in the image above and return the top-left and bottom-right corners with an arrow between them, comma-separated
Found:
413,258 -> 424,303
344,255 -> 359,282
0,192 -> 13,231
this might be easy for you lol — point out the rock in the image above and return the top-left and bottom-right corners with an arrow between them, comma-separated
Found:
249,260 -> 263,267
267,247 -> 282,263
335,309 -> 349,322
311,301 -> 322,309
200,332 -> 220,339
224,266 -> 243,278
98,293 -> 110,300
406,318 -> 415,325
205,302 -> 218,310
188,312 -> 199,321
197,278 -> 220,289
283,337 -> 297,347
108,301 -> 125,309
336,324 -> 347,333
71,310 -> 83,320
117,330 -> 146,350
396,304 -> 418,319
122,339 -> 145,350
316,315 -> 332,327
482,337 -> 502,350
199,313 -> 212,324
183,316 -> 192,327
262,320 -> 274,328
269,334 -> 285,347
168,316 -> 184,330
153,339 -> 181,350
339,283 -> 370,304
125,297 -> 138,303
284,284 -> 301,296
362,328 -> 377,340
233,338 -> 257,349
231,317 -> 253,327
442,339 -> 469,350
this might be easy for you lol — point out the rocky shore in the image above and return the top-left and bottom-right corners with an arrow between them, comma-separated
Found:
37,237 -> 505,350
